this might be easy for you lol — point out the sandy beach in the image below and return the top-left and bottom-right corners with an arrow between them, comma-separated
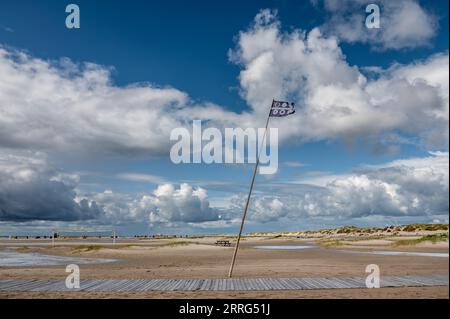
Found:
0,229 -> 448,299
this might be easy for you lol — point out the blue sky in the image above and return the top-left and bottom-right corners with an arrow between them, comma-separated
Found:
1,0 -> 447,107
0,0 -> 448,235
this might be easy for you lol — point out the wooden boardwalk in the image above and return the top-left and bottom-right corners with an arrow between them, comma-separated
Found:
0,274 -> 447,292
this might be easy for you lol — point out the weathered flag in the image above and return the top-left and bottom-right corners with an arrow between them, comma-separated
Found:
269,100 -> 295,117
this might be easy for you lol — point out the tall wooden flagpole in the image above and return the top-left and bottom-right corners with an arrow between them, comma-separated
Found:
228,100 -> 273,278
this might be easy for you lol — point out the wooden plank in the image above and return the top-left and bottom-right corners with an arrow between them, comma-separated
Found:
111,280 -> 128,291
281,278 -> 300,290
118,280 -> 140,291
430,275 -> 449,285
407,276 -> 439,286
192,279 -> 202,291
79,279 -> 105,292
256,277 -> 270,290
84,279 -> 115,292
143,279 -> 159,291
29,281 -> 58,292
180,279 -> 191,291
191,279 -> 200,290
7,279 -> 41,291
221,279 -> 228,291
290,278 -> 307,290
307,277 -> 328,289
164,279 -> 178,291
146,279 -> 159,290
380,277 -> 403,287
3,279 -> 37,291
433,274 -> 449,283
104,279 -> 129,291
184,279 -> 193,291
226,279 -> 234,291
247,278 -> 258,291
233,278 -> 241,290
343,277 -> 366,288
0,280 -> 16,289
118,280 -> 136,291
238,278 -> 247,291
198,279 -> 207,291
148,279 -> 164,291
171,279 -> 184,291
328,277 -> 353,289
1,275 -> 448,292
284,278 -> 299,289
213,279 -> 219,291
132,279 -> 147,291
267,278 -> 284,290
423,275 -> 445,285
300,278 -> 319,290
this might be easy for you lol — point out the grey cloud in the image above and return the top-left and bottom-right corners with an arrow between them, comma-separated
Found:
0,153 -> 221,225
0,152 -> 101,221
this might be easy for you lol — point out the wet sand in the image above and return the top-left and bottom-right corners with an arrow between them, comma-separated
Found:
0,236 -> 448,298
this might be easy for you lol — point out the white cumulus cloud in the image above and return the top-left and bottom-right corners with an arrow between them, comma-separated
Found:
229,10 -> 448,149
238,152 -> 449,222
314,0 -> 437,50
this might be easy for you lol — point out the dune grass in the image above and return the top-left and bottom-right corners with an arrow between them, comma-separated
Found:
72,245 -> 105,252
249,223 -> 449,238
72,244 -> 140,252
266,235 -> 282,240
393,233 -> 449,246
157,241 -> 193,248
318,239 -> 344,247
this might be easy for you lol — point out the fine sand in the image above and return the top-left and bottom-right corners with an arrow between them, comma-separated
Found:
0,236 -> 448,299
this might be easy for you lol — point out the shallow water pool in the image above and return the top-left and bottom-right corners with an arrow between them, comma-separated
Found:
0,250 -> 116,267
253,245 -> 315,250
339,250 -> 448,258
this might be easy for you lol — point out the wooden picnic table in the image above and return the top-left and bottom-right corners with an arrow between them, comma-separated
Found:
214,240 -> 231,246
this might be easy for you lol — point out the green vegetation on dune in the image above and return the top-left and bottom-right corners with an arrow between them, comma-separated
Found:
336,226 -> 359,234
317,232 -> 449,248
266,235 -> 282,240
71,244 -> 146,252
248,223 -> 449,237
319,240 -> 344,247
157,241 -> 193,248
401,224 -> 449,232
393,233 -> 449,246
335,224 -> 448,234
73,245 -> 104,252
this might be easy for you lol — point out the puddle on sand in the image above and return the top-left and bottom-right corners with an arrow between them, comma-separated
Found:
0,250 -> 116,266
338,250 -> 448,258
253,245 -> 315,250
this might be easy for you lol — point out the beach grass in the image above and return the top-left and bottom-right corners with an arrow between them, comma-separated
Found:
73,245 -> 105,252
72,244 -> 140,252
318,239 -> 344,247
393,233 -> 449,246
157,241 -> 193,248
248,223 -> 449,238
